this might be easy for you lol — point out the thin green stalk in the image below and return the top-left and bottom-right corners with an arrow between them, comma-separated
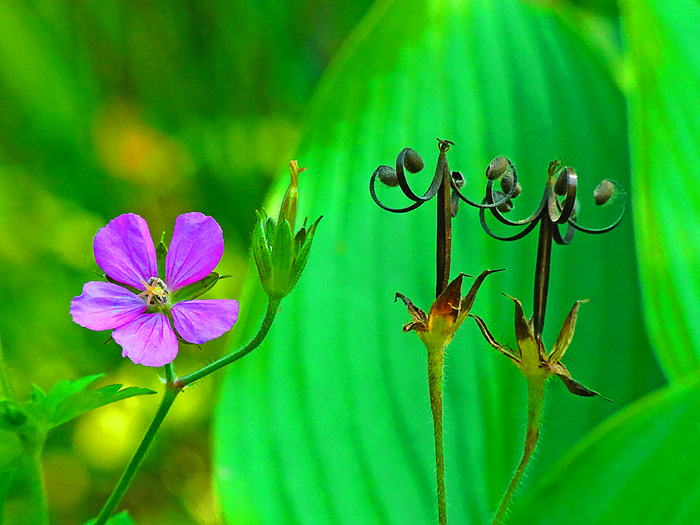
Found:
0,335 -> 16,400
94,384 -> 180,525
95,299 -> 281,523
176,298 -> 281,388
427,343 -> 446,525
491,376 -> 545,525
9,452 -> 49,525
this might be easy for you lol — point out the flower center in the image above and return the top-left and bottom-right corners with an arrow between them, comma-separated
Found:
138,277 -> 169,306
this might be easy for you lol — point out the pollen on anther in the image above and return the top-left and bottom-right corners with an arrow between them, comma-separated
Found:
138,277 -> 169,305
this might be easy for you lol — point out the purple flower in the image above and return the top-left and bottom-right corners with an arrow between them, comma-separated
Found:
71,213 -> 239,367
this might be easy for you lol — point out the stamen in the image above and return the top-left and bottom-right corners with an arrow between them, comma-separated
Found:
138,277 -> 169,305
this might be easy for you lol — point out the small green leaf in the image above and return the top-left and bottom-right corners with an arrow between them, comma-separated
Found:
34,374 -> 155,429
170,272 -> 220,303
29,384 -> 45,404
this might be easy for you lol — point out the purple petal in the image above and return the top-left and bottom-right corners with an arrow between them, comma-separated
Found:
94,213 -> 157,289
165,212 -> 224,290
112,313 -> 178,367
71,282 -> 146,331
171,299 -> 239,344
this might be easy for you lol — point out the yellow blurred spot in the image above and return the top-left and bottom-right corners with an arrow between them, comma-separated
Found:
73,399 -> 146,470
93,100 -> 192,188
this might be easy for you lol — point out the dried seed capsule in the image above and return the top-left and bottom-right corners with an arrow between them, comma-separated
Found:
594,180 -> 615,206
554,167 -> 573,196
451,171 -> 465,217
403,148 -> 424,174
500,174 -> 522,199
374,165 -> 398,187
570,199 -> 580,220
486,156 -> 512,180
492,190 -> 513,213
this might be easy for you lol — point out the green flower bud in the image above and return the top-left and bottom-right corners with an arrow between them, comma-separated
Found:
156,232 -> 168,281
279,160 -> 303,230
253,161 -> 322,299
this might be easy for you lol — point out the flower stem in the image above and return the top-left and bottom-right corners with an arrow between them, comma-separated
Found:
93,385 -> 180,525
93,299 -> 282,523
176,298 -> 281,388
9,451 -> 50,525
0,335 -> 16,400
427,342 -> 447,525
491,376 -> 546,525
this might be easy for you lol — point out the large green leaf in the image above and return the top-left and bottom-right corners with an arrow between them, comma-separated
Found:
507,376 -> 700,524
622,0 -> 700,379
215,0 -> 663,523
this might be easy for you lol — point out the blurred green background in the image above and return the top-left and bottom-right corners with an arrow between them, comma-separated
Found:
2,0 -> 700,524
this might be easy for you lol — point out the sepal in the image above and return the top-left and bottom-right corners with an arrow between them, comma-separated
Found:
285,216 -> 322,296
170,272 -> 220,303
156,231 -> 168,280
252,210 -> 274,296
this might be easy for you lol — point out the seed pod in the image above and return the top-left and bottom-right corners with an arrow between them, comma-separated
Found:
403,148 -> 425,173
594,180 -> 615,206
554,167 -> 573,196
492,190 -> 513,213
374,165 -> 398,187
451,171 -> 465,217
500,174 -> 522,199
486,156 -> 512,180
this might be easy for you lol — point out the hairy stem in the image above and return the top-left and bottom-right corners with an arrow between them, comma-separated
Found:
177,298 -> 281,387
94,383 -> 180,525
94,298 -> 282,523
491,376 -> 545,525
427,342 -> 447,525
